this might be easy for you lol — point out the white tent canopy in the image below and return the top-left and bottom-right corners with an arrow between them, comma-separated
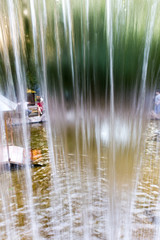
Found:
0,94 -> 17,112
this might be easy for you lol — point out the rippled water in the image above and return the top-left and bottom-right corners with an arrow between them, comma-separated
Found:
0,119 -> 160,239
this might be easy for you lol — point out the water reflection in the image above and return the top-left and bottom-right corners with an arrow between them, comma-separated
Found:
133,121 -> 160,239
0,120 -> 160,239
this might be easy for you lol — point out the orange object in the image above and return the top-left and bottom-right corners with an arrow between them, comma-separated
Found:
31,149 -> 42,161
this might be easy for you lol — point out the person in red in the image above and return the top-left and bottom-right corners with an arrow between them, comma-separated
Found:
37,97 -> 43,116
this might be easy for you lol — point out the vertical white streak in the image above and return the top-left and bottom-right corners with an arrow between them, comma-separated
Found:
30,0 -> 38,63
42,0 -> 47,28
66,0 -> 75,87
62,0 -> 67,35
86,0 -> 89,31
141,3 -> 157,104
106,0 -> 116,239
7,0 -> 40,238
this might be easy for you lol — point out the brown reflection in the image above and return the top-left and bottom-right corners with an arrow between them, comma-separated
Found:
0,119 -> 160,239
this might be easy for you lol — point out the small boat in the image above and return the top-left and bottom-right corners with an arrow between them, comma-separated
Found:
11,113 -> 46,126
11,97 -> 46,126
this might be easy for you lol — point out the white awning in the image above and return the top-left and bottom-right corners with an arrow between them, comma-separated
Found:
0,94 -> 17,112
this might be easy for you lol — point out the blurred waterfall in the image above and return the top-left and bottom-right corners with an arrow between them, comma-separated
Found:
0,0 -> 160,239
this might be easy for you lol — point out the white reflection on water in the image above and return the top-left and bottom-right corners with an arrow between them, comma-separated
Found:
100,117 -> 138,148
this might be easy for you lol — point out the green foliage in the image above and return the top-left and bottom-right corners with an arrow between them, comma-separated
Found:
0,0 -> 160,102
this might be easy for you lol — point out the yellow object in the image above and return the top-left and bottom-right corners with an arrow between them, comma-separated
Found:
27,89 -> 36,93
